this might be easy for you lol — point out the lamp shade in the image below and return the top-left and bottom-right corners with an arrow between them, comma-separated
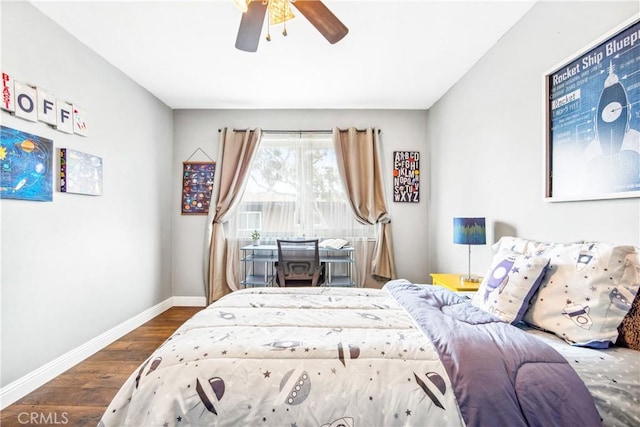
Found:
453,217 -> 486,245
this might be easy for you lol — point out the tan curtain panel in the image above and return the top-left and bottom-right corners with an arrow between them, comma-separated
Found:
206,128 -> 261,304
332,127 -> 396,280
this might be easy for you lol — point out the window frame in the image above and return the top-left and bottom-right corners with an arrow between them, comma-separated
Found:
235,132 -> 374,240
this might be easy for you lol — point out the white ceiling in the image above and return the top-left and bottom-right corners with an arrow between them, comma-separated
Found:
31,0 -> 536,109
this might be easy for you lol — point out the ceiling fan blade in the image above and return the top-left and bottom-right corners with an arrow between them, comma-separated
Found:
291,1 -> 348,44
235,1 -> 268,52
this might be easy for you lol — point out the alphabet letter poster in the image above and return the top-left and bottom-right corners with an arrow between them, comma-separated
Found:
393,151 -> 420,203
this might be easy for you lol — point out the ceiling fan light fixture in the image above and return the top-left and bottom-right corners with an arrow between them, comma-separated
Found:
268,0 -> 295,26
234,0 -> 348,52
232,0 -> 250,13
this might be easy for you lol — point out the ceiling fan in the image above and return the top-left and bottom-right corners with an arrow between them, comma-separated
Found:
234,0 -> 349,52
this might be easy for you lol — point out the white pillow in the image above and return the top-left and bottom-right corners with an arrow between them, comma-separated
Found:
494,237 -> 640,348
472,250 -> 549,324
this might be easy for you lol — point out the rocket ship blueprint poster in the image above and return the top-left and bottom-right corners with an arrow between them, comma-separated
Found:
546,17 -> 640,201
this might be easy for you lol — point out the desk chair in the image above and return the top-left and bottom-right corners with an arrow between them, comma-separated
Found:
276,239 -> 324,287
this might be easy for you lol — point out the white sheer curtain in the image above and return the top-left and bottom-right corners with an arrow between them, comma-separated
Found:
227,132 -> 376,286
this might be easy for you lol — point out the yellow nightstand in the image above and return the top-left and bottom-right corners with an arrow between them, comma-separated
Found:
429,273 -> 481,292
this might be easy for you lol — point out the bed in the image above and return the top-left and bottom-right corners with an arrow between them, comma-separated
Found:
98,279 -> 638,427
519,324 -> 639,427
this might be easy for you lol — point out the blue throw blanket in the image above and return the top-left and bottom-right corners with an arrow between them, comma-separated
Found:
385,280 -> 602,427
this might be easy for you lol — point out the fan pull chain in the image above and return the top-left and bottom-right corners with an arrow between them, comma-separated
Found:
265,0 -> 271,41
282,0 -> 289,37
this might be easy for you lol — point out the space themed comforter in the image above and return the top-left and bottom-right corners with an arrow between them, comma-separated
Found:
99,280 -> 601,427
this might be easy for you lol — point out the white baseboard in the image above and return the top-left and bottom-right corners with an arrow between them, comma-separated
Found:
172,295 -> 207,307
0,296 -> 204,410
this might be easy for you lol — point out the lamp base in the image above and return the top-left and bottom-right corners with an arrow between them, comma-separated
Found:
460,275 -> 481,284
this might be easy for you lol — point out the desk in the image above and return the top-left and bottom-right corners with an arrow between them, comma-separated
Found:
240,244 -> 355,287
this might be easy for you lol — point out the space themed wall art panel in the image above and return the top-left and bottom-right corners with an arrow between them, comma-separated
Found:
545,17 -> 640,201
181,162 -> 216,214
0,126 -> 53,202
60,148 -> 103,196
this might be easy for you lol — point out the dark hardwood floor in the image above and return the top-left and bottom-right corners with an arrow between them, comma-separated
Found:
0,306 -> 202,427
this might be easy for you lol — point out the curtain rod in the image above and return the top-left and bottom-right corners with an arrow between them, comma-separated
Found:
217,128 -> 381,134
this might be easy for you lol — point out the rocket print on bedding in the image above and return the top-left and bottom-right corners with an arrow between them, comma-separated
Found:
99,287 -> 464,427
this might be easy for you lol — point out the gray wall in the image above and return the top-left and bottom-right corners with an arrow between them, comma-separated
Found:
427,1 -> 640,277
171,109 -> 430,297
1,2 -> 174,386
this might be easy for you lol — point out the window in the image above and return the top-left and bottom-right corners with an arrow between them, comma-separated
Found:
236,211 -> 262,233
233,132 -> 373,240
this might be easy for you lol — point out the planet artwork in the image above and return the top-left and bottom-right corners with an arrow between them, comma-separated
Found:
182,162 -> 215,214
0,126 -> 53,201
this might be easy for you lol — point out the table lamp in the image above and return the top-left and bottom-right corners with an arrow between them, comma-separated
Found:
453,217 -> 486,284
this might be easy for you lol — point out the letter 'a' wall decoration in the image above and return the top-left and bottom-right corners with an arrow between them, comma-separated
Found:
2,72 -> 15,111
392,151 -> 420,203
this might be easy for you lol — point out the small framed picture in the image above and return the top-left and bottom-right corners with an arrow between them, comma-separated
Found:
60,148 -> 103,196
